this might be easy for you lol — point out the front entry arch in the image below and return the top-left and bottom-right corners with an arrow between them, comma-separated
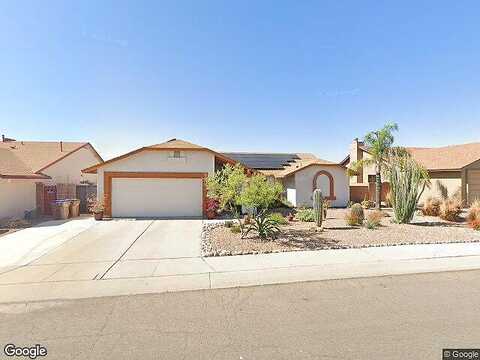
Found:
312,170 -> 336,200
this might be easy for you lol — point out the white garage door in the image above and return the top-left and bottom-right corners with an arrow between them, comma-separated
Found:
111,178 -> 203,218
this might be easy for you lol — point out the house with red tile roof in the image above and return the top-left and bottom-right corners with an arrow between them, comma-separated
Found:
342,139 -> 480,205
0,135 -> 103,220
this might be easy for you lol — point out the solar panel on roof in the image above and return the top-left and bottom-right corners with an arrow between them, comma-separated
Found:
222,153 -> 300,169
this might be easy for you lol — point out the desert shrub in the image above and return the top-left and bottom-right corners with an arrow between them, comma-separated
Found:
361,197 -> 373,209
268,212 -> 288,225
467,200 -> 480,225
422,197 -> 441,216
244,211 -> 280,239
345,204 -> 364,226
239,175 -> 284,240
365,210 -> 383,229
270,198 -> 294,209
230,225 -> 241,233
296,208 -> 315,222
439,198 -> 462,222
224,220 -> 234,228
207,164 -> 247,233
470,219 -> 480,231
351,203 -> 365,221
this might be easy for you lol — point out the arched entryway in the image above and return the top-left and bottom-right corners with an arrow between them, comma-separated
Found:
312,170 -> 336,200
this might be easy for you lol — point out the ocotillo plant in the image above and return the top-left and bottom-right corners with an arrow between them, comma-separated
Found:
313,189 -> 324,227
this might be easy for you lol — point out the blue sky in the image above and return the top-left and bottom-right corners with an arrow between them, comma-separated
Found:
1,1 -> 479,161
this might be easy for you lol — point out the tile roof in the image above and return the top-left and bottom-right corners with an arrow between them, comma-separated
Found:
345,141 -> 480,171
0,140 -> 98,179
0,148 -> 48,179
406,142 -> 480,170
147,138 -> 206,150
82,138 -> 248,173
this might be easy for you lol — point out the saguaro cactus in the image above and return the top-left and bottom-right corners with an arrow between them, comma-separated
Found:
313,189 -> 324,227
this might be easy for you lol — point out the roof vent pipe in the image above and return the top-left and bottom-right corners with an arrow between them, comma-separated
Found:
60,141 -> 63,152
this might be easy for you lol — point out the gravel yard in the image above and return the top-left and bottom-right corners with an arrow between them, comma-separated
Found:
202,208 -> 480,256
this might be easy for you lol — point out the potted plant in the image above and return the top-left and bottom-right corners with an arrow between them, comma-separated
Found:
205,198 -> 219,219
88,195 -> 104,220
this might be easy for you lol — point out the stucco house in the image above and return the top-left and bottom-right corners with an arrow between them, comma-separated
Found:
0,136 -> 103,220
223,152 -> 349,208
82,139 -> 348,218
342,138 -> 480,205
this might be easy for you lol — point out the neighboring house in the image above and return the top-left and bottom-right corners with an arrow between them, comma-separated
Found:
0,135 -> 103,219
82,139 -> 349,218
342,138 -> 480,205
223,153 -> 349,208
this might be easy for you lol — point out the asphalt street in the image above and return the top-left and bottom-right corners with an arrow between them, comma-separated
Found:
1,270 -> 480,360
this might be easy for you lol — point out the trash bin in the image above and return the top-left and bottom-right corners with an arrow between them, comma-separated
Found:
51,200 -> 70,220
69,199 -> 81,217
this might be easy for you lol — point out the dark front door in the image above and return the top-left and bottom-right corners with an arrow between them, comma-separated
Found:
76,185 -> 97,213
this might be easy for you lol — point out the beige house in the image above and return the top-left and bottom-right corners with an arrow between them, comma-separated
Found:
224,153 -> 349,208
0,136 -> 103,219
342,139 -> 480,205
83,139 -> 349,218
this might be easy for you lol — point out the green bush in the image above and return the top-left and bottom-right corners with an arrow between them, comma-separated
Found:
296,208 -> 315,222
268,212 -> 288,225
230,225 -> 241,233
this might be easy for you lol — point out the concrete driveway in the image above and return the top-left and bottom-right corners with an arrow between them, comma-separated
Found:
0,219 -> 206,285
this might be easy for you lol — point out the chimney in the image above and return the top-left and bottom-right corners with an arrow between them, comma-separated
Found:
1,135 -> 15,142
349,137 -> 364,183
60,141 -> 63,152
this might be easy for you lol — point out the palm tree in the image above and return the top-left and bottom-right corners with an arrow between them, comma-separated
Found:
349,122 -> 399,209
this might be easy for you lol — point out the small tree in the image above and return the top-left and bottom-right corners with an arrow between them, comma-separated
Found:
206,164 -> 247,233
239,174 -> 284,239
349,122 -> 398,209
384,149 -> 430,223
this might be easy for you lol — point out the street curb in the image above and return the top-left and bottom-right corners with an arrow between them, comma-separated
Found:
1,254 -> 480,304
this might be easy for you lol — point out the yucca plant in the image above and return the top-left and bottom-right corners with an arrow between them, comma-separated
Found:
244,209 -> 280,239
384,149 -> 430,223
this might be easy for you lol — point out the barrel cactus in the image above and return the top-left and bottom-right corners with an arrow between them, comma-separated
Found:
351,203 -> 365,223
313,189 -> 324,227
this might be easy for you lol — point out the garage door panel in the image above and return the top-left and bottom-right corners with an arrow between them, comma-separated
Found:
112,178 -> 203,218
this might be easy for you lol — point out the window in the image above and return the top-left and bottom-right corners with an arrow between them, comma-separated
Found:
168,150 -> 186,161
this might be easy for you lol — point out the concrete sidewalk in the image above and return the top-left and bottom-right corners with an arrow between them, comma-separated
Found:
1,241 -> 480,303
